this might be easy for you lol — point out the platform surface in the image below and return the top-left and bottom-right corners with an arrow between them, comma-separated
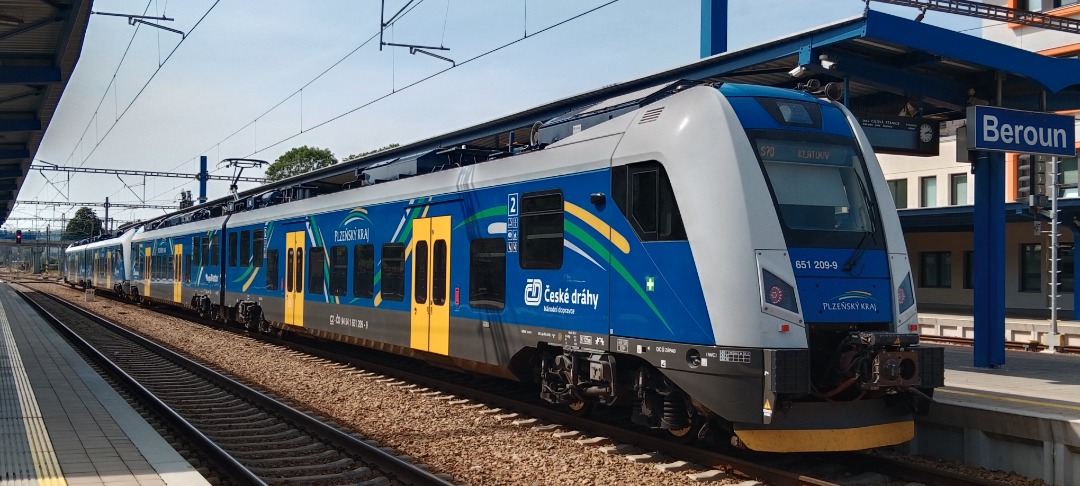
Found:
0,281 -> 209,486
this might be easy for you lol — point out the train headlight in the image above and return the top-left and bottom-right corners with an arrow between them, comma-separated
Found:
762,270 -> 798,313
897,274 -> 915,314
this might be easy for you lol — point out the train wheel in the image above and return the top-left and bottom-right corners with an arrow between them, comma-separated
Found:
666,413 -> 706,445
566,399 -> 595,417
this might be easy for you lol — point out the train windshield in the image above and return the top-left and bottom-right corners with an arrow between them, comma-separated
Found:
752,134 -> 876,237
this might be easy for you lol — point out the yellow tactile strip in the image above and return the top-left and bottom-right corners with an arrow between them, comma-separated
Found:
0,300 -> 67,486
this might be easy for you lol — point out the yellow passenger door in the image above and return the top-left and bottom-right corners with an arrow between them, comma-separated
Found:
285,230 -> 306,326
173,243 -> 183,303
143,248 -> 151,296
410,216 -> 451,355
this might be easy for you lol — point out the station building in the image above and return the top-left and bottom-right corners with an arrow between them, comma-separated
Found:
879,0 -> 1080,316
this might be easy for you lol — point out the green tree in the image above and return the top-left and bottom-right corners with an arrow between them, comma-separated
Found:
64,207 -> 105,240
346,143 -> 400,161
265,146 -> 338,182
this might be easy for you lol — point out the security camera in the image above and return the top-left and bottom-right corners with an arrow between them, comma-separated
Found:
820,59 -> 837,70
788,65 -> 807,77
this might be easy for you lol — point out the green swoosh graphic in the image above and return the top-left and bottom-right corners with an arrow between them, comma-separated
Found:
454,206 -> 506,230
563,220 -> 672,335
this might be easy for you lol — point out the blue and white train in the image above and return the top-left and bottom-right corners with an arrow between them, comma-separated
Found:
65,82 -> 944,452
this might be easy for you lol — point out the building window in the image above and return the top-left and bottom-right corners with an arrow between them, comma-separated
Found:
1059,245 -> 1075,293
470,238 -> 506,310
330,245 -> 348,297
887,179 -> 908,209
1020,243 -> 1042,292
950,173 -> 968,205
353,244 -> 374,298
1061,157 -> 1078,198
266,249 -> 279,290
382,243 -> 405,301
919,251 -> 951,288
309,247 -> 325,295
920,176 -> 937,208
963,250 -> 974,289
519,190 -> 563,269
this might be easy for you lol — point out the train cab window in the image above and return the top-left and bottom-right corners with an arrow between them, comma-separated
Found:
613,162 -> 686,241
353,244 -> 374,298
414,241 -> 429,304
267,249 -> 279,290
309,247 -> 326,295
432,240 -> 447,305
228,232 -> 238,267
382,243 -> 405,301
241,230 -> 251,266
253,229 -> 264,267
519,190 -> 564,269
330,245 -> 348,296
470,238 -> 505,310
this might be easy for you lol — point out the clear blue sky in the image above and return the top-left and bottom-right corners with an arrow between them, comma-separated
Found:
11,0 -> 981,229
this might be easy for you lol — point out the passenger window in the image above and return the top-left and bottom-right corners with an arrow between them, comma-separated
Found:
470,238 -> 505,310
241,230 -> 251,266
267,249 -> 279,290
382,243 -> 405,301
253,229 -> 264,267
330,245 -> 348,296
353,244 -> 374,298
228,232 -> 238,267
309,247 -> 324,295
519,190 -> 563,269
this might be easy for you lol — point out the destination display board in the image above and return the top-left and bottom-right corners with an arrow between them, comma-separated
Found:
857,113 -> 939,157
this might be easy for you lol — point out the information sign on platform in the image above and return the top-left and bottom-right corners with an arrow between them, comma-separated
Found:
966,106 -> 1076,157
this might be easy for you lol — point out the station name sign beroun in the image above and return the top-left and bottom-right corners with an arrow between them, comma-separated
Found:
967,105 -> 1076,157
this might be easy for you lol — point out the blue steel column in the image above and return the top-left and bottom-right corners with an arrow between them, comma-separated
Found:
700,0 -> 727,57
199,155 -> 208,204
972,150 -> 1006,367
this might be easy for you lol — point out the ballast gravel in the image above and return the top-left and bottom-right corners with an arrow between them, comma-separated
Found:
24,283 -> 722,485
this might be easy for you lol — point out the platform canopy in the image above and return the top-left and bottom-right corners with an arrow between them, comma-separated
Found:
167,8 -> 1080,214
0,0 -> 92,227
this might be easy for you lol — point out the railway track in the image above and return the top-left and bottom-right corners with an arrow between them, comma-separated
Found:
16,286 -> 457,486
20,280 -> 1023,486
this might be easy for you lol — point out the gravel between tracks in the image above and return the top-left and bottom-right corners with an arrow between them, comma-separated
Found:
22,282 -> 720,486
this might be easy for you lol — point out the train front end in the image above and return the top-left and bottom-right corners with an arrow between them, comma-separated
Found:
730,84 -> 944,451
626,83 -> 945,452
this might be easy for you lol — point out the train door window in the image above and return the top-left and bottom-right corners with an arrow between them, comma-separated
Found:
353,244 -> 374,298
414,241 -> 429,304
330,245 -> 348,296
296,248 -> 304,293
309,247 -> 325,295
286,249 -> 294,292
241,230 -> 251,266
382,243 -> 405,301
267,249 -> 279,290
432,240 -> 447,305
210,233 -> 220,266
228,232 -> 238,267
470,238 -> 505,310
519,190 -> 564,269
615,162 -> 686,241
252,229 -> 264,267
